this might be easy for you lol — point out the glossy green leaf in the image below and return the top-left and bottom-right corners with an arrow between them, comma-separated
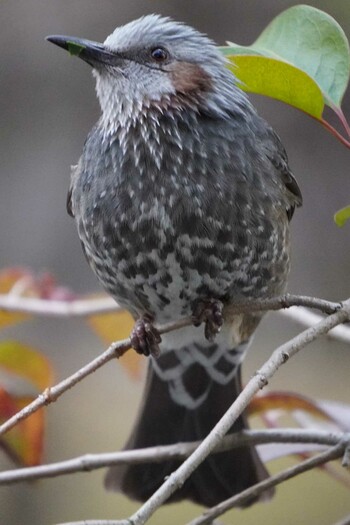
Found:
334,205 -> 350,227
222,4 -> 350,112
226,55 -> 324,118
254,5 -> 350,107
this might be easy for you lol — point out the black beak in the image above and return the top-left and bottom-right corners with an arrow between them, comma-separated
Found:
46,35 -> 119,67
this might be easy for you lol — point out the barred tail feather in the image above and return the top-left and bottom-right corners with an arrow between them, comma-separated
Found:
105,344 -> 273,507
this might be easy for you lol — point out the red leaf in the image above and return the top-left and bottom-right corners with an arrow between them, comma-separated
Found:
0,388 -> 44,466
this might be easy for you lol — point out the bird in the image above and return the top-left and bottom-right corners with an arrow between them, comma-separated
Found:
47,14 -> 302,507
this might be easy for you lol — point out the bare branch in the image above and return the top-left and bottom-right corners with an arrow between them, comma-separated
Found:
124,300 -> 350,525
0,317 -> 192,437
1,296 -> 349,525
225,293 -> 342,315
0,429 -> 344,485
1,293 -> 344,438
279,306 -> 350,344
0,294 -> 119,317
57,521 -> 130,525
187,442 -> 347,525
0,337 -> 126,436
2,291 -> 348,345
56,438 -> 349,525
1,292 -> 349,349
0,292 -> 341,318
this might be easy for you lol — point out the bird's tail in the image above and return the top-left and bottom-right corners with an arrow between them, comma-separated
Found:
105,343 -> 272,507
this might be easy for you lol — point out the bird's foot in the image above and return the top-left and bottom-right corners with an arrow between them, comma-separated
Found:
131,315 -> 162,358
192,298 -> 224,341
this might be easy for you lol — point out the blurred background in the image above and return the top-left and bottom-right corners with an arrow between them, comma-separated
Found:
1,0 -> 350,524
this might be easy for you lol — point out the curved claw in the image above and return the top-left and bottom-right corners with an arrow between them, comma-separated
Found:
131,316 -> 162,358
192,299 -> 224,341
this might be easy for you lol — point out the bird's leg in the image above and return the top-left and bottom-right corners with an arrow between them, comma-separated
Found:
130,314 -> 162,358
192,298 -> 224,341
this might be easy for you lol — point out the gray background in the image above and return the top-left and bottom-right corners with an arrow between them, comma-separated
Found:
0,1 -> 349,524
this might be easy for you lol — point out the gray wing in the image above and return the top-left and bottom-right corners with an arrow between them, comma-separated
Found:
67,159 -> 84,218
266,128 -> 302,220
66,185 -> 74,217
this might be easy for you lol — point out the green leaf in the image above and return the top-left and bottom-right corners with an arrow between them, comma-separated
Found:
255,5 -> 350,107
67,41 -> 85,57
222,4 -> 350,112
334,205 -> 350,227
226,55 -> 324,119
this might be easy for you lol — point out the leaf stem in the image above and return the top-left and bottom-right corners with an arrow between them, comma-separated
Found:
332,105 -> 350,139
319,116 -> 350,148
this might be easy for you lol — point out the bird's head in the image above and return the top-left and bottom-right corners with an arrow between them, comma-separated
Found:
47,15 -> 244,130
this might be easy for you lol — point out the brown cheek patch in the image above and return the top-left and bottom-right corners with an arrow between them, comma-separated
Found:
170,62 -> 212,95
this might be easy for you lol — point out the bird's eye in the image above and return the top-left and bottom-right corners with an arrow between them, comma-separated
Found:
150,47 -> 168,62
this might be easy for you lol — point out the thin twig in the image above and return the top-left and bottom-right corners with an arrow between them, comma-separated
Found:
57,521 -> 130,525
2,292 -> 349,345
187,442 -> 347,525
2,292 -> 349,348
2,292 -> 349,344
226,293 -> 342,315
2,298 -> 348,525
0,292 -> 342,317
123,300 -> 350,525
1,294 -> 346,438
0,337 -> 126,436
0,316 -> 192,437
279,306 -> 350,344
0,429 -> 344,485
0,294 -> 119,317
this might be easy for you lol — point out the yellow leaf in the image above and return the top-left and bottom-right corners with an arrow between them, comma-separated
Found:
0,341 -> 54,391
89,310 -> 143,380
